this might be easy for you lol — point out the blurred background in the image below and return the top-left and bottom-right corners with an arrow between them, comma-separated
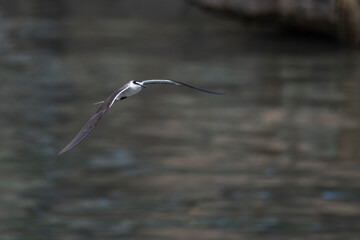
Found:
1,0 -> 360,239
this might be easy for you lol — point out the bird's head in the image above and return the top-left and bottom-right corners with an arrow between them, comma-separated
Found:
132,80 -> 146,88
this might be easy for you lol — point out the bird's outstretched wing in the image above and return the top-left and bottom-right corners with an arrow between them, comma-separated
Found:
58,85 -> 128,155
58,109 -> 106,155
141,79 -> 225,95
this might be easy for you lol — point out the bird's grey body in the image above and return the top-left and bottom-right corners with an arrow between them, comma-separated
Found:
58,79 -> 224,155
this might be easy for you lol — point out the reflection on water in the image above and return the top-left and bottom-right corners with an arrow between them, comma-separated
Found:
1,1 -> 360,240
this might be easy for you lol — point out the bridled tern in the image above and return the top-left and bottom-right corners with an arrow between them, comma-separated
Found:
58,79 -> 225,155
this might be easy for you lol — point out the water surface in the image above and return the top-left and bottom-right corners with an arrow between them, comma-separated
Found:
1,2 -> 360,239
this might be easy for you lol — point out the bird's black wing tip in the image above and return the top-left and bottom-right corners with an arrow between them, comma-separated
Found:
175,81 -> 226,95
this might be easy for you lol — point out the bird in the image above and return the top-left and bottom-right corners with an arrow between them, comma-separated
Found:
58,79 -> 225,155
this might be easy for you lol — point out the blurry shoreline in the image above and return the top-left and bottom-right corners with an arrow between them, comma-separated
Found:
189,0 -> 360,46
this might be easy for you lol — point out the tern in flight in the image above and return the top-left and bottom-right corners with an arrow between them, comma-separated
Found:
58,79 -> 225,155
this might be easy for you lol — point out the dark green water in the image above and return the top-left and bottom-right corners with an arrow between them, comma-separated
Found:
0,1 -> 359,239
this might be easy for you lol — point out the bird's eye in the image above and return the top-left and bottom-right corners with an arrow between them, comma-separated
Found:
133,81 -> 138,84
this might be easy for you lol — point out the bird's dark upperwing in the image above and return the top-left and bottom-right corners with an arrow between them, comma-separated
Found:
58,109 -> 106,155
141,79 -> 225,95
58,88 -> 123,155
175,80 -> 225,95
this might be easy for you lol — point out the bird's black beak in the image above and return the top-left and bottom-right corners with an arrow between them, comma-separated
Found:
140,84 -> 146,88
